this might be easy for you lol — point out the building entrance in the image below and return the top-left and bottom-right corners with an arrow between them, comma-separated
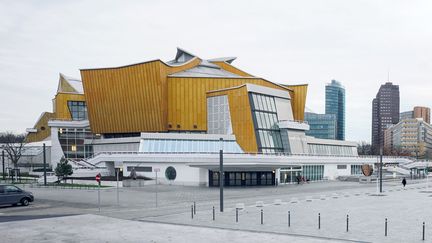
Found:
280,166 -> 302,184
208,171 -> 275,187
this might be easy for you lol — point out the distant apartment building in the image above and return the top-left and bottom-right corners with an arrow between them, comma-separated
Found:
414,106 -> 430,124
325,80 -> 345,140
384,118 -> 432,159
400,111 -> 413,121
304,112 -> 337,139
400,106 -> 430,124
371,82 -> 400,153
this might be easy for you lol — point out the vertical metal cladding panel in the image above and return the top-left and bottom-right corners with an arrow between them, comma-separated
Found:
284,84 -> 308,121
80,61 -> 168,134
207,86 -> 258,152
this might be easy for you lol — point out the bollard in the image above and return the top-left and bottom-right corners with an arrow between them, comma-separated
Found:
318,213 -> 321,229
191,205 -> 194,219
194,201 -> 196,215
385,218 -> 388,236
288,211 -> 291,227
423,222 -> 425,241
346,214 -> 349,232
213,206 -> 215,221
261,209 -> 263,225
236,208 -> 239,222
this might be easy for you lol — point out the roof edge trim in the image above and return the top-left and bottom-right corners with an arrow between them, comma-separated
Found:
80,57 -> 201,71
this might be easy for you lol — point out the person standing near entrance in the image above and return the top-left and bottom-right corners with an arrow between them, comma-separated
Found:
402,177 -> 407,188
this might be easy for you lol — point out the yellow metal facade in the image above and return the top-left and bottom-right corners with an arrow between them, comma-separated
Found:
167,77 -> 290,132
80,59 -> 205,134
53,93 -> 86,120
26,112 -> 55,143
284,84 -> 308,121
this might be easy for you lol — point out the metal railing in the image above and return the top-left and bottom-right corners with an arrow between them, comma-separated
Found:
279,119 -> 309,125
84,151 -> 415,160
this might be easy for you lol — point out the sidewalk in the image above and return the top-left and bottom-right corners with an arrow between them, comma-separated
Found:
0,214 -> 347,243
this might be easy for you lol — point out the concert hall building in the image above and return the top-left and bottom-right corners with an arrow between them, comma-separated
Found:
25,48 -> 409,186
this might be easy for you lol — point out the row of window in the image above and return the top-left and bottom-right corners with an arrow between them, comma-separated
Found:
255,112 -> 279,130
308,144 -> 355,156
257,130 -> 283,151
302,165 -> 325,181
250,93 -> 284,153
140,139 -> 243,153
351,165 -> 362,175
251,93 -> 277,112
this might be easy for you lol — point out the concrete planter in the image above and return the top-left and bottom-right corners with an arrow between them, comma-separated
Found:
123,179 -> 155,187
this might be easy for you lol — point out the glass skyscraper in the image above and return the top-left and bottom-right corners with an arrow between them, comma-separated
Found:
325,80 -> 345,140
304,112 -> 337,139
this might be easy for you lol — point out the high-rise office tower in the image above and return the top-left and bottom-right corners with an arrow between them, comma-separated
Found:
304,112 -> 337,139
325,80 -> 345,140
371,82 -> 400,153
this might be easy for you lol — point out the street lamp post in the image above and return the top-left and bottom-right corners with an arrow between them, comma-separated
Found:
379,147 -> 383,193
219,138 -> 224,212
2,150 -> 5,181
43,143 -> 47,186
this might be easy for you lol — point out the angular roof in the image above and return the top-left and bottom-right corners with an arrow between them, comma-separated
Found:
168,48 -> 243,78
58,73 -> 83,94
169,65 -> 242,78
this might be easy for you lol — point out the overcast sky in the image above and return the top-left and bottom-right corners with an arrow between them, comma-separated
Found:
1,0 -> 431,142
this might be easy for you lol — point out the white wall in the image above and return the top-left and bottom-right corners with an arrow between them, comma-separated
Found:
123,162 -> 208,186
50,127 -> 64,168
324,164 -> 351,180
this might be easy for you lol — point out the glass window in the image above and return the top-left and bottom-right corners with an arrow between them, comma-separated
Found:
67,101 -> 88,121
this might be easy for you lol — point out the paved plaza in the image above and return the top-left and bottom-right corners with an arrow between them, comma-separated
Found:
1,180 -> 431,242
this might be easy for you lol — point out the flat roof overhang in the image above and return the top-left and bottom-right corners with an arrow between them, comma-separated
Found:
189,162 -> 294,171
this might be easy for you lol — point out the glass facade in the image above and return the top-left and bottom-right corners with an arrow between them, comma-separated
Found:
325,80 -> 345,140
280,166 -> 302,184
351,165 -> 362,175
304,112 -> 337,139
249,93 -> 284,153
280,165 -> 324,184
302,165 -> 324,181
308,144 -> 355,156
58,128 -> 95,159
140,139 -> 243,153
209,171 -> 275,187
67,101 -> 88,121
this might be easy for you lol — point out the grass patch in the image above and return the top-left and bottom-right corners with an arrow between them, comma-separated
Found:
33,183 -> 111,189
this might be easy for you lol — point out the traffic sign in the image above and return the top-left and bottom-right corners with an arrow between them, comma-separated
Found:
96,173 -> 101,182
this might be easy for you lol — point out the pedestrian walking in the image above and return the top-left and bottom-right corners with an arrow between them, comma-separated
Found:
402,177 -> 407,187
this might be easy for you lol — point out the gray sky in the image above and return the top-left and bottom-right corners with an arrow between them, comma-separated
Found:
1,0 -> 431,142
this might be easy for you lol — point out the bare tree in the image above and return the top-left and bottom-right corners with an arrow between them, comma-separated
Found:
357,141 -> 373,155
0,132 -> 26,179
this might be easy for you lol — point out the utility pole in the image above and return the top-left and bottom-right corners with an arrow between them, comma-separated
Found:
219,138 -> 224,212
380,147 -> 383,193
43,143 -> 47,186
